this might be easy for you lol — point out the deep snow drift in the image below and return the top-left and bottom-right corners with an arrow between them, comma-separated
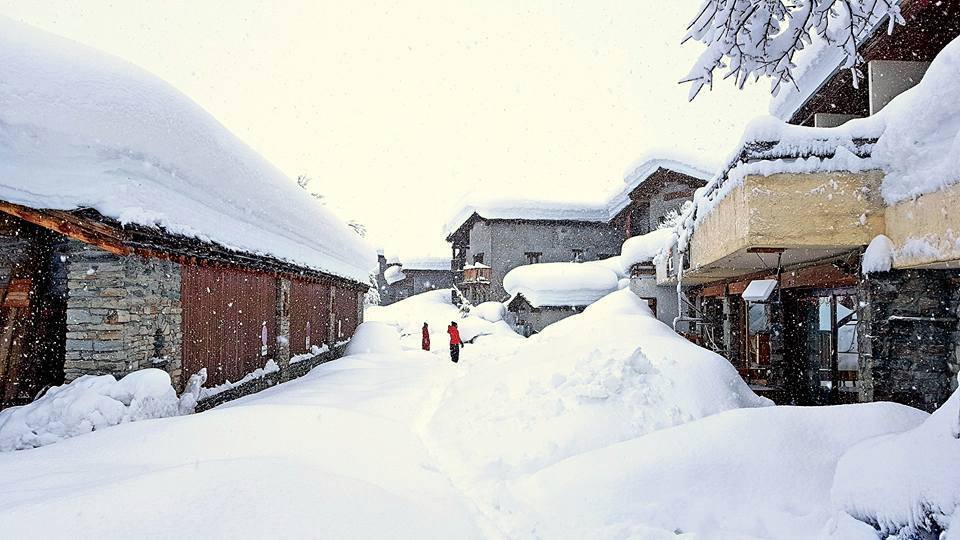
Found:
0,17 -> 374,282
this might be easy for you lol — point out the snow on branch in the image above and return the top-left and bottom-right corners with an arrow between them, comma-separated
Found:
681,0 -> 904,100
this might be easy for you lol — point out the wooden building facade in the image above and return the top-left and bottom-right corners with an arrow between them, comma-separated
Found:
0,202 -> 367,408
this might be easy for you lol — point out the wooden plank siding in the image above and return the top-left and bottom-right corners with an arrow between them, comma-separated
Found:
289,280 -> 331,355
181,265 -> 277,387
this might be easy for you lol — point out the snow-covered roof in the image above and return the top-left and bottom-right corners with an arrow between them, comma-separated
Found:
444,157 -> 714,239
0,17 -> 375,283
620,228 -> 674,272
444,198 -> 612,239
504,262 -> 619,308
400,257 -> 451,272
607,157 -> 714,217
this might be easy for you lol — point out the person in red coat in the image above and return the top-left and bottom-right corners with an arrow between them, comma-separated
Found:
421,322 -> 430,351
447,321 -> 463,363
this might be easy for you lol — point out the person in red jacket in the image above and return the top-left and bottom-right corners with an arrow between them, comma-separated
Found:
421,322 -> 430,351
447,321 -> 463,363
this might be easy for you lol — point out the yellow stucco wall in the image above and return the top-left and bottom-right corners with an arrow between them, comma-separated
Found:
886,183 -> 960,268
690,170 -> 886,270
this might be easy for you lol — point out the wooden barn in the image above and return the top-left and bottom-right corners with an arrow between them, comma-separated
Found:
0,21 -> 375,409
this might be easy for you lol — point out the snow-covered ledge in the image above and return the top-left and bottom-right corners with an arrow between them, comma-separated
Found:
687,169 -> 885,279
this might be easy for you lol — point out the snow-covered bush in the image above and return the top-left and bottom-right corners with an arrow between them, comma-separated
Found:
831,387 -> 960,538
0,368 -> 183,451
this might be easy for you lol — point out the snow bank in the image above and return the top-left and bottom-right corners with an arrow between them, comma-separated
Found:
0,17 -> 374,283
198,360 -> 280,400
425,288 -> 771,518
344,322 -> 402,355
512,402 -> 926,539
832,388 -> 960,537
0,369 -> 182,451
503,262 -> 619,308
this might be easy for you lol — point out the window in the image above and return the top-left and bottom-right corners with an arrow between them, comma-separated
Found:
473,253 -> 484,264
525,251 -> 542,264
571,249 -> 584,263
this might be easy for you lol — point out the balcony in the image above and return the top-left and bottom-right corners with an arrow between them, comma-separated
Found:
459,264 -> 491,285
886,181 -> 960,269
683,169 -> 886,283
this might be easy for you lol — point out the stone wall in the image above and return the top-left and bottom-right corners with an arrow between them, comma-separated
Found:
64,242 -> 183,386
858,269 -> 960,412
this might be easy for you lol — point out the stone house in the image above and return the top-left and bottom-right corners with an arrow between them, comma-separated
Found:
445,160 -> 711,305
659,1 -> 960,412
0,23 -> 374,410
375,254 -> 455,305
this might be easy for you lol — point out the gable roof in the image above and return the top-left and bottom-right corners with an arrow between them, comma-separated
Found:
0,17 -> 375,283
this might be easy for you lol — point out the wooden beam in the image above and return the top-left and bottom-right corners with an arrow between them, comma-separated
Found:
0,201 -> 129,255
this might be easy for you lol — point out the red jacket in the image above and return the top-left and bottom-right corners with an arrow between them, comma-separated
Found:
422,326 -> 430,350
447,325 -> 462,345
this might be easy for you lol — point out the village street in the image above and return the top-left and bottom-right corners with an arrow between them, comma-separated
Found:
0,289 -> 946,539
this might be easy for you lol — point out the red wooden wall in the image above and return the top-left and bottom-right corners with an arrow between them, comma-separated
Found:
289,280 -> 331,355
181,265 -> 277,387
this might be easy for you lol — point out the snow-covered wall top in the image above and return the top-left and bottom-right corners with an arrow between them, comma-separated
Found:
504,262 -> 619,308
0,17 -> 375,283
444,157 -> 714,239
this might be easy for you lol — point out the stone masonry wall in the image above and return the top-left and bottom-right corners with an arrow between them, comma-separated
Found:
858,269 -> 960,412
64,242 -> 183,386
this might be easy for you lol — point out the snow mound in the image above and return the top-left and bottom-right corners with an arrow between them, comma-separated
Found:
0,17 -> 374,283
471,302 -> 506,323
503,262 -> 619,307
862,234 -> 895,274
619,228 -> 674,274
0,368 -> 181,451
512,402 -> 926,539
832,387 -> 960,538
383,265 -> 406,285
425,288 -> 771,509
873,36 -> 960,204
345,322 -> 402,355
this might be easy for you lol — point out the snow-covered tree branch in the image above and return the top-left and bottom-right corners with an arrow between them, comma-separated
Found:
681,0 -> 904,100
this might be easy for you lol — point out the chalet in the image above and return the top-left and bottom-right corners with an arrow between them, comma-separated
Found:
660,2 -> 960,412
375,254 -> 455,305
0,19 -> 375,409
445,159 -> 711,305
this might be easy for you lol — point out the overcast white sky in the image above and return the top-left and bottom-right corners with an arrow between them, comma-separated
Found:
0,1 -> 769,258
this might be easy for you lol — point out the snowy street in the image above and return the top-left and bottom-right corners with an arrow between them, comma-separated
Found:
0,346 -> 488,538
0,290 -> 947,539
